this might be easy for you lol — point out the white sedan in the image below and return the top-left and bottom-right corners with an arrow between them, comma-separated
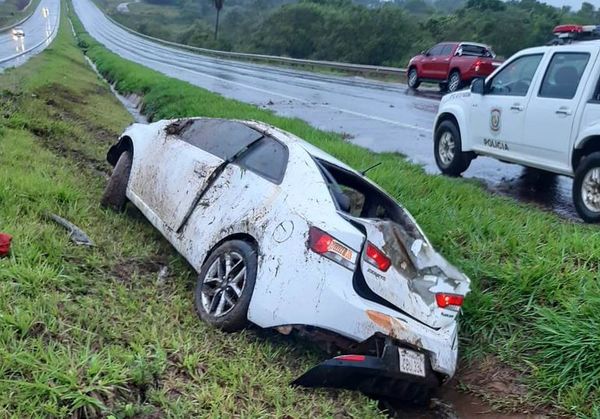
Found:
102,118 -> 470,402
11,27 -> 25,38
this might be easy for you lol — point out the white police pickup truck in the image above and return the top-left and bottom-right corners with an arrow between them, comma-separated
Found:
433,40 -> 600,222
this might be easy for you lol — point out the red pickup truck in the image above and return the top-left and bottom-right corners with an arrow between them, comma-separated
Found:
407,42 -> 500,92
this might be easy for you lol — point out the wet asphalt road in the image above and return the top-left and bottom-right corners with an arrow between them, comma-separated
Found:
0,0 -> 60,71
73,0 -> 576,220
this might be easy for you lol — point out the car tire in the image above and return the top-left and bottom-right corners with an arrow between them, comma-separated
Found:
573,152 -> 600,223
447,70 -> 462,93
407,68 -> 420,90
439,82 -> 448,92
100,151 -> 132,212
434,120 -> 472,176
195,240 -> 258,332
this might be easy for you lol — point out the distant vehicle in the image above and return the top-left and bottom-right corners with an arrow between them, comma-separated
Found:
434,40 -> 600,222
407,42 -> 500,93
102,117 -> 470,403
42,7 -> 49,18
549,24 -> 600,45
11,27 -> 25,37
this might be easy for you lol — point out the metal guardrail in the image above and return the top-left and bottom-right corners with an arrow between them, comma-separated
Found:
0,2 -> 59,65
102,12 -> 407,77
0,0 -> 36,32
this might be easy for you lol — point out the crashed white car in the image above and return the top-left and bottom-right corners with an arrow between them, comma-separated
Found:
102,118 -> 470,402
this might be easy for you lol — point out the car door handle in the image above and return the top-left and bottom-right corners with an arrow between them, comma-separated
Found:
556,107 -> 572,116
510,104 -> 524,111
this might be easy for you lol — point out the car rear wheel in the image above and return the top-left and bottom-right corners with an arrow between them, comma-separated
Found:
195,240 -> 258,332
447,70 -> 462,93
407,68 -> 420,90
573,152 -> 600,223
100,151 -> 132,212
434,120 -> 472,176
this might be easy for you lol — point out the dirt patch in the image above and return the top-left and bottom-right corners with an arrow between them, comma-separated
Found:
443,356 -> 554,418
111,256 -> 170,283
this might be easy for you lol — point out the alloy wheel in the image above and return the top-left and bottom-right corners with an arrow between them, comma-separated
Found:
200,251 -> 247,317
448,73 -> 460,92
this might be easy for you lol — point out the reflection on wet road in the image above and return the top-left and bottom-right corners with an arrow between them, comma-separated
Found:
73,0 -> 576,219
0,0 -> 60,70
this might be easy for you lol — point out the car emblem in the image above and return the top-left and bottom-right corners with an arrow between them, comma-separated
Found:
273,220 -> 294,243
490,108 -> 501,133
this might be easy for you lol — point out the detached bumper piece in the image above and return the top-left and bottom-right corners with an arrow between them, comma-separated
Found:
292,342 -> 439,404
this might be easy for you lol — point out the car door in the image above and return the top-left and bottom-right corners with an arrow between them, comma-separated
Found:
131,119 -> 264,235
520,50 -> 595,173
176,135 -> 290,270
421,44 -> 445,79
434,44 -> 456,80
470,53 -> 545,159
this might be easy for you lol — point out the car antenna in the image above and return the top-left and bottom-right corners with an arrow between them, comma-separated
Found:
361,162 -> 382,176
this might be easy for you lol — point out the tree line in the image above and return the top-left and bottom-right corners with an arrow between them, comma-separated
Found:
110,0 -> 600,67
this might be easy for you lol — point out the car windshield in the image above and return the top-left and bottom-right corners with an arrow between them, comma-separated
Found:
315,158 -> 424,240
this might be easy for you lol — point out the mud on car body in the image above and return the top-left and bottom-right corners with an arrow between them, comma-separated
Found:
102,118 -> 470,402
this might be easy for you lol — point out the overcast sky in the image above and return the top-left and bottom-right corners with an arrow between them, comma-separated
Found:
539,0 -> 597,10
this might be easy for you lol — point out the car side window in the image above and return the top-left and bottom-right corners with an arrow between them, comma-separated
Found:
440,44 -> 454,56
538,52 -> 590,100
488,54 -> 543,97
236,137 -> 288,184
428,44 -> 445,56
174,119 -> 264,160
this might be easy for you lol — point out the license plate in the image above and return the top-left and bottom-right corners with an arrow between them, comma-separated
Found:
398,348 -> 425,377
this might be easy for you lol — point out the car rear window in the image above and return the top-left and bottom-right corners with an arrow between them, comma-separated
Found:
315,159 -> 424,241
236,137 -> 288,184
538,52 -> 590,100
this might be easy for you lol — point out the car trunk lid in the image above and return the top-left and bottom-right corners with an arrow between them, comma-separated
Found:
345,215 -> 470,329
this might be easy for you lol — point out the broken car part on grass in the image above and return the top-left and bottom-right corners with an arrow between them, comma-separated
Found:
49,214 -> 94,246
102,117 -> 470,403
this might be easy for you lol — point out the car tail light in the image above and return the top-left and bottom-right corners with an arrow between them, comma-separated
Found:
308,226 -> 356,270
335,354 -> 365,362
364,242 -> 391,272
436,293 -> 464,310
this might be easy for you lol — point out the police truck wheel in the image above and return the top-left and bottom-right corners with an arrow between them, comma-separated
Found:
434,120 -> 472,176
573,152 -> 600,223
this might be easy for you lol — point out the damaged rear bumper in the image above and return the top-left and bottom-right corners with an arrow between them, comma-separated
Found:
293,339 -> 439,402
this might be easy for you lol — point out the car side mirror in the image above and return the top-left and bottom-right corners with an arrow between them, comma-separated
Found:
471,77 -> 486,95
422,50 -> 429,56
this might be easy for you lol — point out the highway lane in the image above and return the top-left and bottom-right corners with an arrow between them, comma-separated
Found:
73,0 -> 576,219
0,0 -> 60,70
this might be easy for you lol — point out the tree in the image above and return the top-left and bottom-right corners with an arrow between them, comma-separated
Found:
213,0 -> 224,40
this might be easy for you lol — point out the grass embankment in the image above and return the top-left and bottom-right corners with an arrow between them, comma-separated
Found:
0,7 -> 383,418
67,5 -> 600,418
0,0 -> 40,29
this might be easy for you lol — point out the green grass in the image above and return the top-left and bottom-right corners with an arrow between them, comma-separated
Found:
67,5 -> 600,418
0,0 -> 40,28
0,7 -> 383,418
